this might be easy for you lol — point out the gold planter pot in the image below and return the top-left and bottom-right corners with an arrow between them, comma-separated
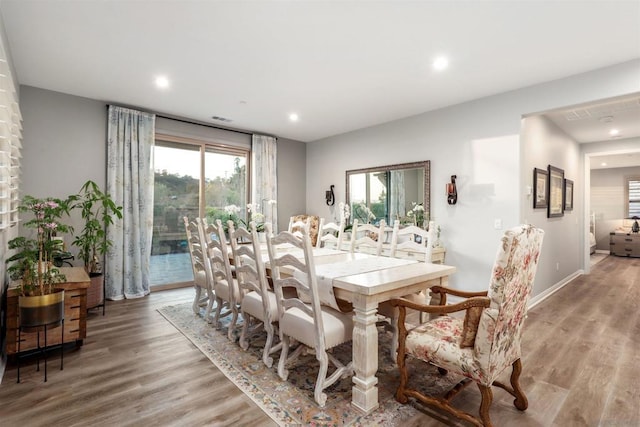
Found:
18,289 -> 65,328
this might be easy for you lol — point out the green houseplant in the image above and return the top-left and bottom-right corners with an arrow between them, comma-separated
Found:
6,196 -> 73,295
69,180 -> 123,276
6,196 -> 73,328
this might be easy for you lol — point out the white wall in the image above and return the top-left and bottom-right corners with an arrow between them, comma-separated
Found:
521,115 -> 581,297
306,60 -> 640,295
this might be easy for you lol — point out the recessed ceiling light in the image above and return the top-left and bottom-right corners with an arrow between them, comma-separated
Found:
609,128 -> 620,136
155,76 -> 169,89
432,56 -> 449,71
289,113 -> 299,122
601,162 -> 607,166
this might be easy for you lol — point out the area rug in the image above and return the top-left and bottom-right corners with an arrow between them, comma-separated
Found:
158,302 -> 462,426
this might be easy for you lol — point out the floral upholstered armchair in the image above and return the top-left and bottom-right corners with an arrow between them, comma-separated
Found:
391,224 -> 544,427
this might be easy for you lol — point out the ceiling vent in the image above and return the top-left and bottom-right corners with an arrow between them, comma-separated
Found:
564,109 -> 591,121
211,115 -> 233,123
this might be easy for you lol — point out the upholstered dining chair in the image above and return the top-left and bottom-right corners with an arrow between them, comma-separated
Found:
228,221 -> 282,367
390,224 -> 544,427
288,214 -> 321,246
265,222 -> 354,408
184,217 -> 214,318
200,218 -> 241,341
316,217 -> 345,249
349,219 -> 386,256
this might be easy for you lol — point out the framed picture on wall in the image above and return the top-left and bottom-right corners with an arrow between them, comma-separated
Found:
564,179 -> 574,211
533,168 -> 548,209
547,165 -> 564,218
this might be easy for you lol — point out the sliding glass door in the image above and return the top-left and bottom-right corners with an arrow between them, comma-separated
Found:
150,139 -> 248,288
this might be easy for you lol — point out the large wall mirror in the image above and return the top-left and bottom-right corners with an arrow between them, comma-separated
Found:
346,161 -> 430,227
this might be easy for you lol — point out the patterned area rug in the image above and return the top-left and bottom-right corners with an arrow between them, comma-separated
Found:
158,302 -> 462,426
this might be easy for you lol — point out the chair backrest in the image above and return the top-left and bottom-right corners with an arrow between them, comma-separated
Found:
390,220 -> 436,263
349,219 -> 386,256
265,222 -> 325,350
474,224 -> 544,381
200,218 -> 238,303
228,221 -> 272,320
288,214 -> 320,246
184,216 -> 207,285
316,217 -> 345,249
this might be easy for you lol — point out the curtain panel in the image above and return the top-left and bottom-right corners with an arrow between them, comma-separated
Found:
106,105 -> 156,300
251,135 -> 278,232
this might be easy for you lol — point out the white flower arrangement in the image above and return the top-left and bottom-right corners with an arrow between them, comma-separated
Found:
224,204 -> 241,215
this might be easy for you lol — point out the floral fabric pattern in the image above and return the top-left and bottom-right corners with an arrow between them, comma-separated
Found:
405,225 -> 544,386
105,106 -> 156,300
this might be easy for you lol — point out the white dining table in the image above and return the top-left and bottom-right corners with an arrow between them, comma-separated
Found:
259,244 -> 456,414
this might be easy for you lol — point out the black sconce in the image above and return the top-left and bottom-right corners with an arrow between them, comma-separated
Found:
446,175 -> 457,205
325,185 -> 335,206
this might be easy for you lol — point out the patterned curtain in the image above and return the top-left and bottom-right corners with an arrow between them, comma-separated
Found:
105,105 -> 156,300
251,135 -> 278,232
389,170 -> 405,222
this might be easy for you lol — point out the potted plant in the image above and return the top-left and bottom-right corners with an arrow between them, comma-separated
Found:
68,180 -> 122,310
6,196 -> 73,326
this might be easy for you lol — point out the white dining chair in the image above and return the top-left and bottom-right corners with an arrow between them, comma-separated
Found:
349,219 -> 386,256
200,218 -> 241,341
265,222 -> 354,408
381,220 -> 438,358
228,220 -> 281,367
316,217 -> 345,249
288,214 -> 321,246
184,217 -> 214,318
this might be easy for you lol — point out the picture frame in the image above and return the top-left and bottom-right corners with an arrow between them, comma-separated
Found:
547,165 -> 564,218
533,168 -> 548,209
564,178 -> 574,211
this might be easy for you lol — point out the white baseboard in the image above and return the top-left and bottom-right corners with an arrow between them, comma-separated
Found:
595,249 -> 610,254
528,270 -> 583,309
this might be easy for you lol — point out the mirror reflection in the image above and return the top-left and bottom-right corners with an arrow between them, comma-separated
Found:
345,161 -> 430,227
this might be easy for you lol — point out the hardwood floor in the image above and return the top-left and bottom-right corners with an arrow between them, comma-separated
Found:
1,255 -> 638,426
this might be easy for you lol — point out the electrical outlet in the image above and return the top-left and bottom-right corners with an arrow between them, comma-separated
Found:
494,219 -> 502,229
556,262 -> 560,271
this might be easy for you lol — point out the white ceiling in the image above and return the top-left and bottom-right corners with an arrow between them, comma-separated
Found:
1,1 -> 639,143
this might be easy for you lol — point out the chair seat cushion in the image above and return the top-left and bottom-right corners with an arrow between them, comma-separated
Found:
241,290 -> 278,323
281,305 -> 353,349
194,270 -> 208,288
405,315 -> 485,383
214,279 -> 241,304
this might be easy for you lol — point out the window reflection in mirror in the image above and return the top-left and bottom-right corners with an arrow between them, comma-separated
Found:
346,161 -> 430,227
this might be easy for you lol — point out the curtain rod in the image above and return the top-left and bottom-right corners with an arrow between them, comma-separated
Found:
106,104 -> 260,137
156,114 -> 255,136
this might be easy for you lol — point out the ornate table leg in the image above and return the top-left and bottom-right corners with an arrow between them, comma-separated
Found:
351,295 -> 379,414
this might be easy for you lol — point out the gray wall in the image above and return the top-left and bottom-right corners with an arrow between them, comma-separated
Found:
591,166 -> 640,249
306,60 -> 640,297
18,85 -> 307,259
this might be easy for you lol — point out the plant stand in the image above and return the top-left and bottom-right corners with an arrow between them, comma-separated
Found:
17,290 -> 65,383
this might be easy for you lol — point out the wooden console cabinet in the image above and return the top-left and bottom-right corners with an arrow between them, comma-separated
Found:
6,267 -> 89,355
609,231 -> 640,258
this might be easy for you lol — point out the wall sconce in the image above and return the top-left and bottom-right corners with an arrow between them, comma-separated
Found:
325,185 -> 335,206
446,175 -> 457,205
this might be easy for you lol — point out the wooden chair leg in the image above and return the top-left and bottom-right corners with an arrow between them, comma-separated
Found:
511,358 -> 528,410
478,384 -> 494,427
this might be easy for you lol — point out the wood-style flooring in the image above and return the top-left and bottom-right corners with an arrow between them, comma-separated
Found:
1,255 -> 638,426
